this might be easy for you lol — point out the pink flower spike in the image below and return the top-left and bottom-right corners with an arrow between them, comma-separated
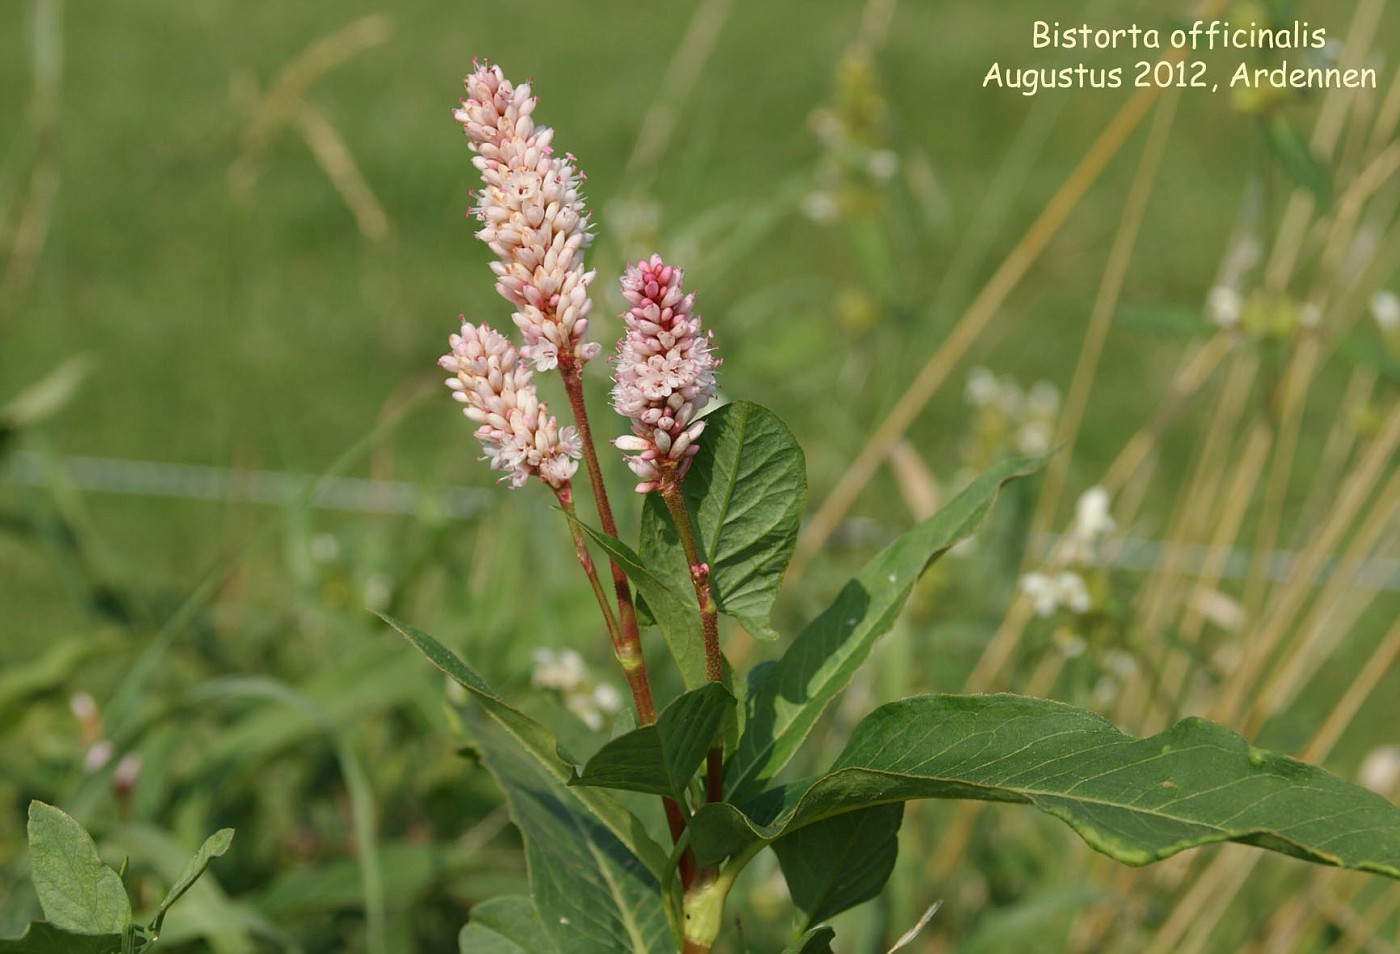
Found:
440,320 -> 581,489
453,63 -> 599,371
611,255 -> 719,493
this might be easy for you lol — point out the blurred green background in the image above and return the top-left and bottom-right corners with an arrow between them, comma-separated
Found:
3,0 -> 1398,950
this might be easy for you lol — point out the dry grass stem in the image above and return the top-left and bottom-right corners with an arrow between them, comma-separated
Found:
295,105 -> 394,244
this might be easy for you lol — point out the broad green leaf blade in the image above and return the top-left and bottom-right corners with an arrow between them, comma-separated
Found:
574,684 -> 735,801
151,829 -> 234,925
381,615 -> 668,878
692,694 -> 1400,877
726,455 -> 1044,801
468,710 -> 672,954
458,896 -> 555,954
780,925 -> 836,954
26,802 -> 132,935
1262,114 -> 1332,210
640,401 -> 806,641
773,804 -> 903,929
569,524 -> 707,689
0,923 -> 122,954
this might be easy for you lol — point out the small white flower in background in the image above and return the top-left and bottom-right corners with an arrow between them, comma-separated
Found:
1056,571 -> 1091,614
1372,290 -> 1400,334
83,740 -> 114,774
530,648 -> 586,692
1065,485 -> 1115,563
1016,419 -> 1053,456
566,695 -> 607,731
612,255 -> 720,494
1206,286 -> 1243,328
1075,486 -> 1115,538
995,375 -> 1024,418
69,691 -> 98,723
532,649 -> 622,730
113,753 -> 142,794
1020,572 -> 1059,617
1020,569 -> 1093,617
1358,745 -> 1400,797
801,191 -> 839,223
591,683 -> 622,716
1297,302 -> 1322,329
965,367 -> 1059,460
866,149 -> 900,181
964,366 -> 999,408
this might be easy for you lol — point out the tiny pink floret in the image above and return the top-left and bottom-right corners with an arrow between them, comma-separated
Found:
611,255 -> 719,493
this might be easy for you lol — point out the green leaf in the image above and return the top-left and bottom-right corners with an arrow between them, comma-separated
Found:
574,684 -> 735,802
26,802 -> 132,935
726,455 -> 1044,801
569,524 -> 708,689
773,804 -> 902,929
149,828 -> 234,930
780,925 -> 836,954
467,710 -> 672,954
458,897 -> 555,954
0,923 -> 122,954
1262,114 -> 1332,209
639,401 -> 806,641
382,615 -> 669,879
692,694 -> 1400,877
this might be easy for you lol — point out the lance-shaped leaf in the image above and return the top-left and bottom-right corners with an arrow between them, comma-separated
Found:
640,401 -> 806,642
773,803 -> 903,929
569,523 -> 708,690
574,684 -> 735,802
458,896 -> 555,954
726,456 -> 1044,801
381,615 -> 668,878
149,828 -> 234,933
467,710 -> 673,954
692,694 -> 1400,876
0,922 -> 124,953
26,802 -> 132,935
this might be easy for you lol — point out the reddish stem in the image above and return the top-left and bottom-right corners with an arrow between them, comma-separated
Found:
558,356 -> 655,724
659,477 -> 726,807
556,356 -> 694,881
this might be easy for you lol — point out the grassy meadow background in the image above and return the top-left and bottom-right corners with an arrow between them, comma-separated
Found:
2,0 -> 1399,950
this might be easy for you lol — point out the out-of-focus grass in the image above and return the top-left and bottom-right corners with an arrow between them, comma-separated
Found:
3,0 -> 1399,950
